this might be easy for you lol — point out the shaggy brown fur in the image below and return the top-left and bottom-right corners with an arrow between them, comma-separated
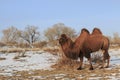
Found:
77,28 -> 110,70
59,34 -> 80,59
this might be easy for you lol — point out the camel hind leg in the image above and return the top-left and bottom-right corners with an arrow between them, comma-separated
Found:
88,58 -> 94,70
102,50 -> 110,68
104,50 -> 110,68
77,57 -> 83,70
85,52 -> 93,70
77,52 -> 83,70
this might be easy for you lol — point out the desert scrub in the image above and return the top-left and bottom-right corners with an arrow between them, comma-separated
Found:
52,50 -> 79,70
91,51 -> 103,63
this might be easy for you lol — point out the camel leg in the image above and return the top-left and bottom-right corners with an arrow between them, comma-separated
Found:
105,51 -> 110,68
105,58 -> 110,68
100,50 -> 110,68
88,58 -> 94,70
77,57 -> 83,70
100,58 -> 105,69
100,50 -> 105,69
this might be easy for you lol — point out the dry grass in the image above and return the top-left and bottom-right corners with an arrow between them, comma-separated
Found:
13,51 -> 27,60
0,48 -> 24,53
91,52 -> 103,63
52,51 -> 80,70
0,46 -> 60,54
0,48 -> 43,53
53,49 -> 105,70
0,44 -> 119,53
0,46 -> 120,79
42,46 -> 60,55
1,67 -> 120,80
0,57 -> 6,60
110,44 -> 120,49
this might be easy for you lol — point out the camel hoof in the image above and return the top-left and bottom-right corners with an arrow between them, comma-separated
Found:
105,66 -> 109,68
89,67 -> 94,70
77,67 -> 82,70
99,66 -> 104,69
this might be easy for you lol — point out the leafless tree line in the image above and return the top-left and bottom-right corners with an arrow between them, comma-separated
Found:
0,23 -> 76,48
0,23 -> 120,48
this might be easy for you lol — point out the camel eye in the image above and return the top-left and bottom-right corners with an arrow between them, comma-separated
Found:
63,37 -> 68,42
59,37 -> 67,45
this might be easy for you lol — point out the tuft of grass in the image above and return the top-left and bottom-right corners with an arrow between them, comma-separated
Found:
13,56 -> 20,59
0,57 -> 6,60
43,46 -> 60,55
52,50 -> 79,70
13,51 -> 27,60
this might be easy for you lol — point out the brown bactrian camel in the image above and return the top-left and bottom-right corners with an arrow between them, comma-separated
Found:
59,29 -> 90,69
59,29 -> 90,60
77,28 -> 110,70
59,34 -> 80,60
59,28 -> 110,70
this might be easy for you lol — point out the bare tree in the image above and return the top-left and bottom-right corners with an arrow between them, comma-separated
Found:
2,26 -> 20,44
113,32 -> 120,44
107,36 -> 112,44
20,25 -> 40,48
44,23 -> 76,41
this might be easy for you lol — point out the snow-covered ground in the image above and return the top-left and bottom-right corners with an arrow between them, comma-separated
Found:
0,49 -> 120,77
0,51 -> 58,76
109,49 -> 120,65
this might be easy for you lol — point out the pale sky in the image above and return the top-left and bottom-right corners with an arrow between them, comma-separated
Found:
0,0 -> 120,36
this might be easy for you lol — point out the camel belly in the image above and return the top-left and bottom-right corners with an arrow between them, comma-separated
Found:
85,40 -> 103,52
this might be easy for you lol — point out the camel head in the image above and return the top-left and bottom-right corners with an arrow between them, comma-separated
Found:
59,34 -> 68,45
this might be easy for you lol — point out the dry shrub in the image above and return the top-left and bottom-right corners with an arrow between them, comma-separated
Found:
0,57 -> 6,60
0,42 -> 6,47
33,41 -> 47,48
0,48 -> 24,53
0,47 -> 43,53
17,43 -> 29,48
7,42 -> 17,46
52,50 -> 79,70
91,51 -> 103,63
110,44 -> 120,49
43,46 -> 60,55
13,52 -> 26,60
53,50 -> 103,70
13,56 -> 20,59
25,48 -> 42,51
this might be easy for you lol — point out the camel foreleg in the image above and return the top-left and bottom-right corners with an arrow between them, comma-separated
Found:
77,57 -> 83,70
88,58 -> 94,70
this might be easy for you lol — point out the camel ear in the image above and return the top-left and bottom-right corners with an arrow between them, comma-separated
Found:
61,34 -> 67,38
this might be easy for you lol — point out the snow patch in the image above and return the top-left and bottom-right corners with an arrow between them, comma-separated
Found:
0,51 -> 58,76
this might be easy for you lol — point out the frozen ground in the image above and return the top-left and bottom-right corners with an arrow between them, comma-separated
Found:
0,49 -> 120,79
0,51 -> 58,76
109,49 -> 120,65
